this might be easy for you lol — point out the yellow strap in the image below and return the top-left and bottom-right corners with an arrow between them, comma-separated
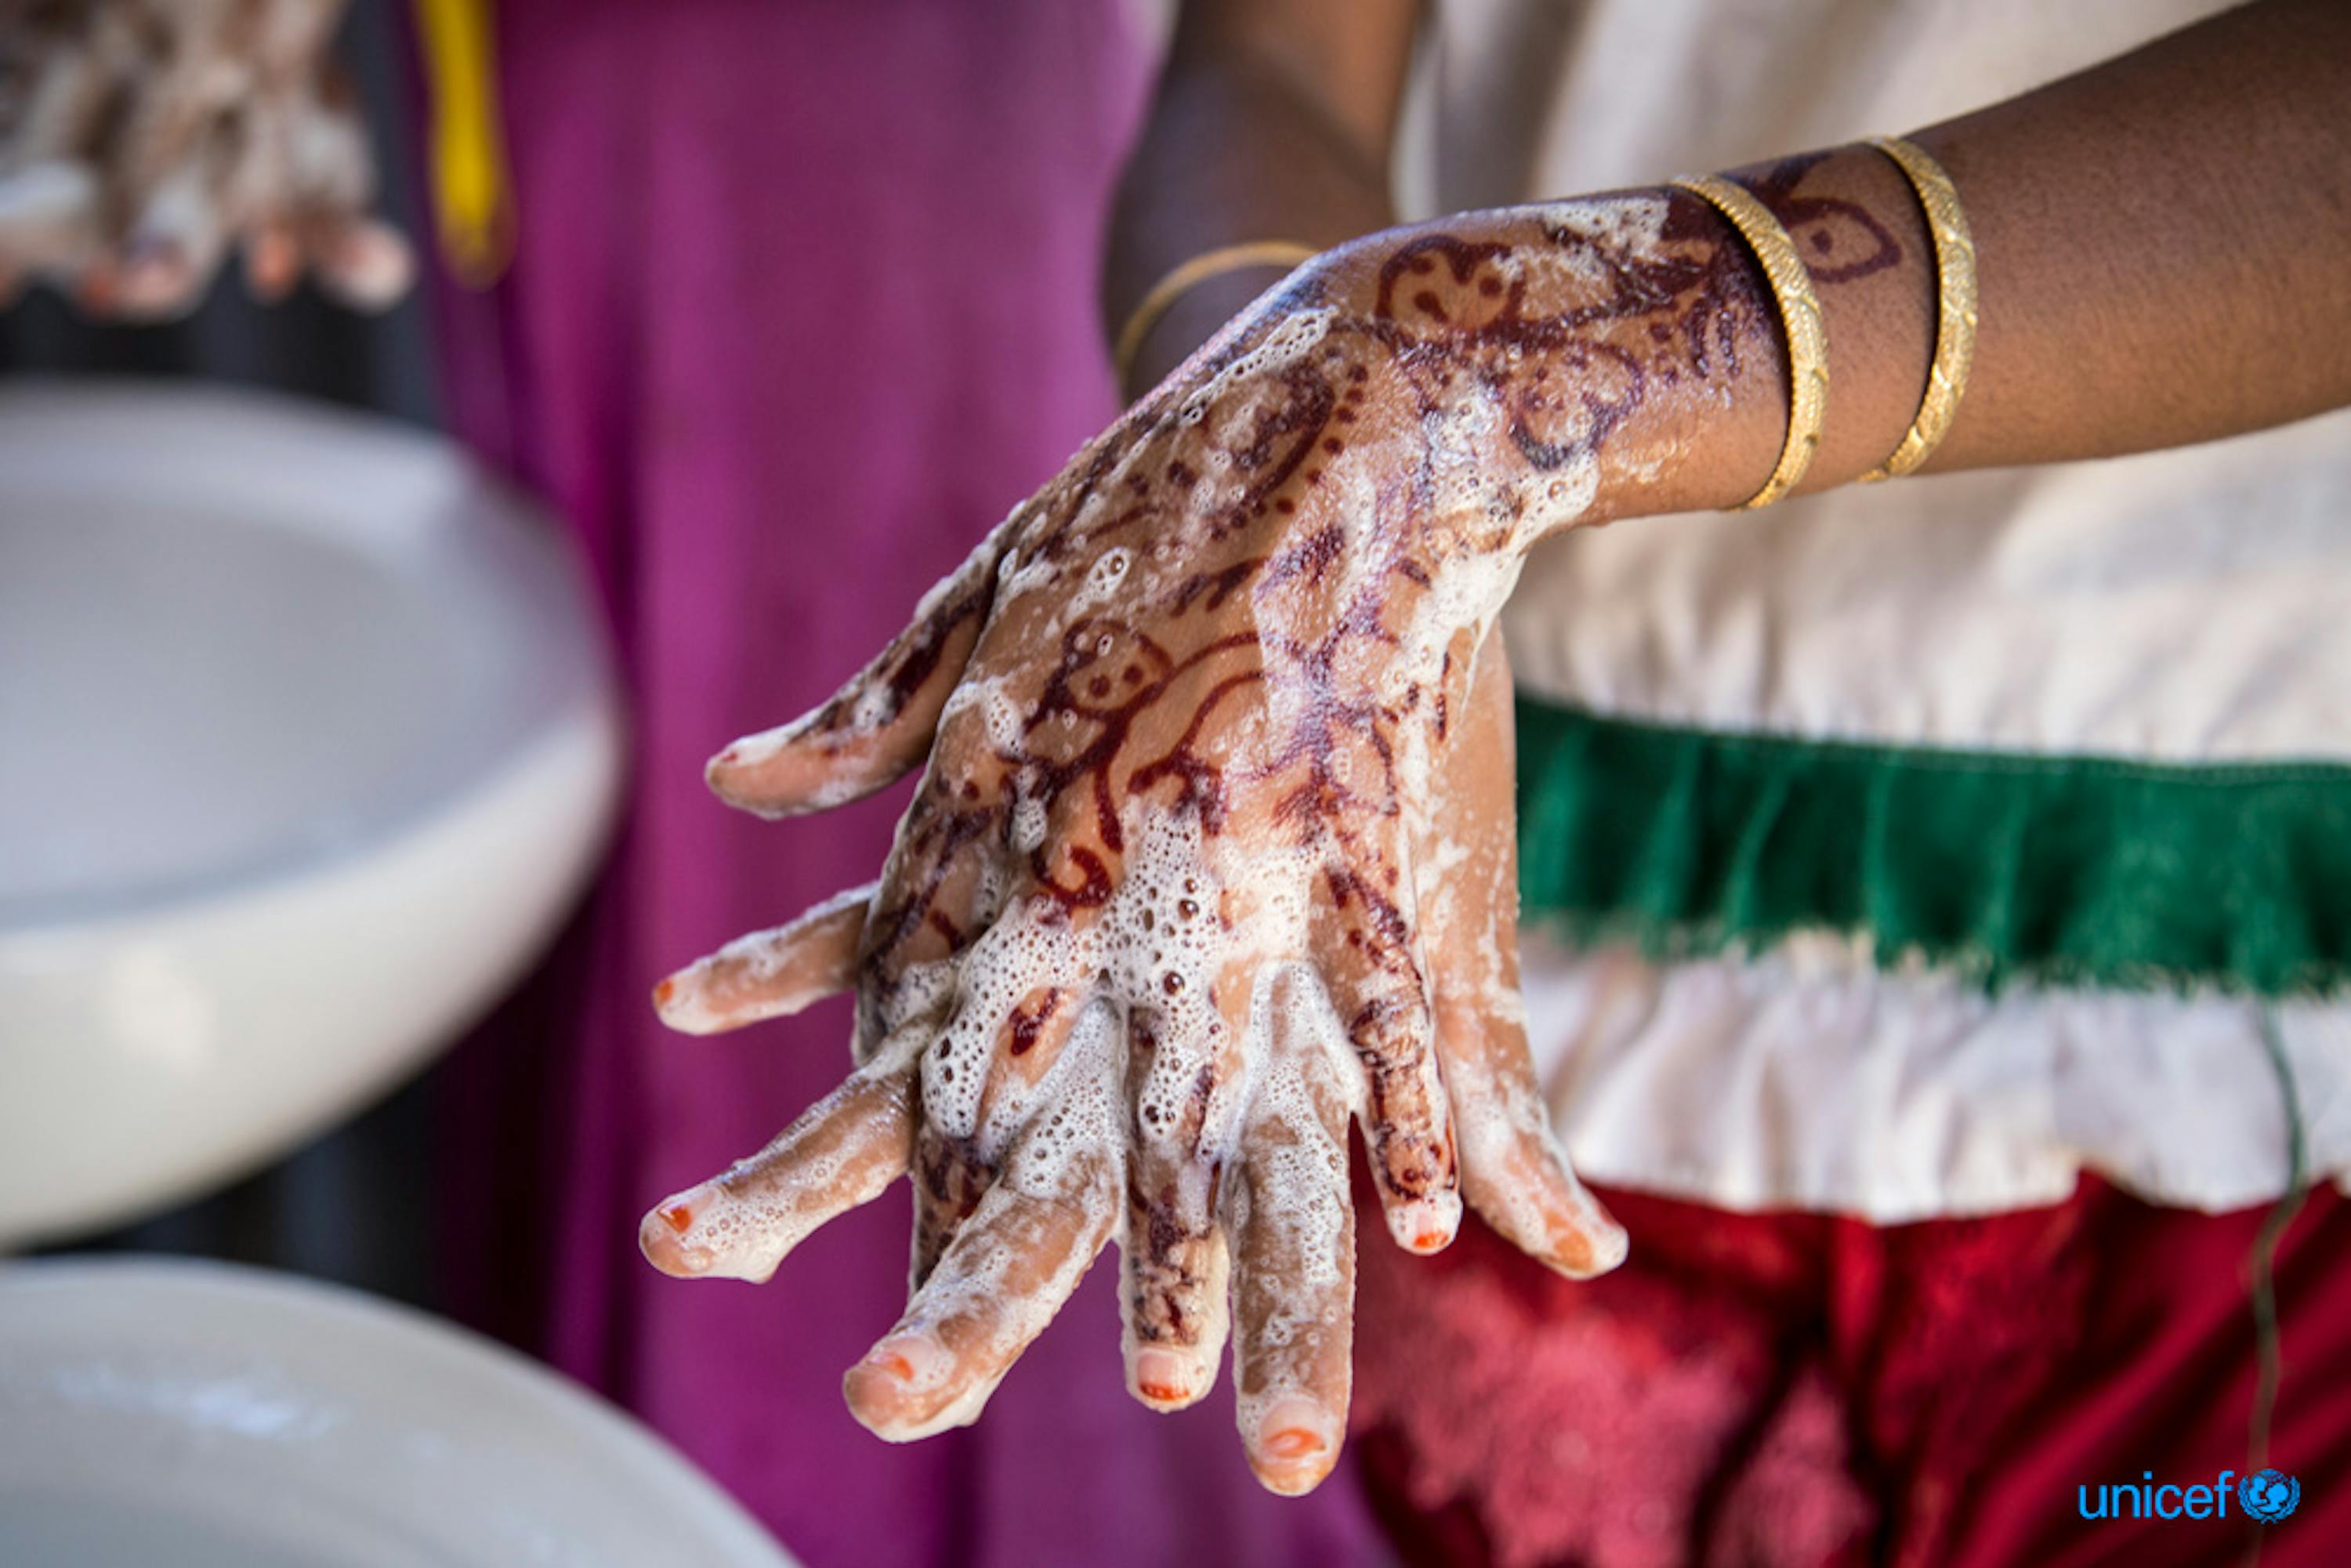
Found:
412,0 -> 513,287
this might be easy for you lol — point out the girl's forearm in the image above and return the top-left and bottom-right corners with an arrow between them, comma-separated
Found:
1113,0 -> 2351,504
1701,0 -> 2351,500
1906,0 -> 2351,472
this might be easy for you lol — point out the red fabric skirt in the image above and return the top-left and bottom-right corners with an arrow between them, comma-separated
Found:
1351,1175 -> 2349,1567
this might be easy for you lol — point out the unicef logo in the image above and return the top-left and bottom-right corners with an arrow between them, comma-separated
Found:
2078,1465 -> 2305,1523
2241,1469 -> 2302,1523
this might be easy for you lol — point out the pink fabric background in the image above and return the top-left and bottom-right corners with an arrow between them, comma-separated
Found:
425,2 -> 1382,1563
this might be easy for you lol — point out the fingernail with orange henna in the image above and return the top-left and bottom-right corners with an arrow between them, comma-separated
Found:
1387,1194 -> 1462,1255
856,1332 -> 949,1389
843,1331 -> 953,1432
637,1187 -> 715,1276
1132,1348 -> 1199,1407
652,961 -> 730,1034
1542,1200 -> 1629,1279
1264,1426 -> 1324,1460
1251,1396 -> 1341,1495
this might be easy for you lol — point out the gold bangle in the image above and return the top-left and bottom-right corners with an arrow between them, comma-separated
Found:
1670,175 -> 1828,510
1859,136 -> 1977,482
1112,241 -> 1321,390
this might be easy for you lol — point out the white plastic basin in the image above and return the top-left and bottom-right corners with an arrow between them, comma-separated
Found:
0,382 -> 622,1245
0,1257 -> 795,1566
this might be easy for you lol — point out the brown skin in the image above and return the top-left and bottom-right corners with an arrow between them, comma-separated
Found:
1111,0 -> 2351,472
650,190 -> 1832,1487
1103,0 -> 1415,391
649,0 -> 2349,1499
642,169 -> 1888,1492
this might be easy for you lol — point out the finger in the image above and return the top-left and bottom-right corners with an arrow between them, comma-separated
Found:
223,93 -> 301,302
638,1044 -> 916,1284
1419,635 -> 1626,1277
1226,966 -> 1357,1496
109,41 -> 242,316
908,981 -> 1092,1285
112,237 -> 209,319
1313,858 -> 1459,1255
651,881 -> 876,1035
1121,966 -> 1252,1411
107,56 -> 219,213
1442,998 -> 1627,1277
705,535 -> 1002,819
845,1141 -> 1119,1442
113,161 -> 230,321
243,215 -> 302,300
305,212 -> 414,310
274,73 -> 416,310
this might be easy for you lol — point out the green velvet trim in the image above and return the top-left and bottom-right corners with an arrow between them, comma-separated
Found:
1513,697 -> 2351,998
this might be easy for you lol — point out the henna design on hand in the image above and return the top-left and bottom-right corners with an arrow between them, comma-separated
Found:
640,172 -> 1895,1494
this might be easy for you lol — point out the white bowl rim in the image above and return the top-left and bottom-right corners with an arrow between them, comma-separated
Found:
0,1255 -> 797,1567
0,378 -> 620,932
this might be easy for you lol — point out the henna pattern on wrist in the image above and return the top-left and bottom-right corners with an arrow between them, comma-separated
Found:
1745,152 -> 1904,284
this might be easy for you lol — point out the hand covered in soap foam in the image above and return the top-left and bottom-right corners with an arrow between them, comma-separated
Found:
639,194 -> 1779,1492
0,0 -> 411,317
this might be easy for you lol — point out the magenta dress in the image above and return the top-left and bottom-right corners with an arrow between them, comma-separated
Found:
422,2 -> 1382,1564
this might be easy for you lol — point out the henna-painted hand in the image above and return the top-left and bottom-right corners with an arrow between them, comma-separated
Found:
0,0 -> 411,317
639,191 -> 1791,1493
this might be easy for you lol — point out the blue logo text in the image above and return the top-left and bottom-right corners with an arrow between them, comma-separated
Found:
2077,1468 -> 2302,1525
